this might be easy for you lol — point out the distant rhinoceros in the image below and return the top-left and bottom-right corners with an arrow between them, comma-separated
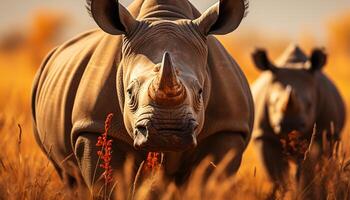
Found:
251,44 -> 346,195
31,0 -> 253,193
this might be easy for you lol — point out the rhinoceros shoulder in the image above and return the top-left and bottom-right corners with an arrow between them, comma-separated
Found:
34,29 -> 130,159
250,71 -> 274,137
251,71 -> 273,100
314,72 -> 346,134
200,36 -> 254,146
69,32 -> 131,145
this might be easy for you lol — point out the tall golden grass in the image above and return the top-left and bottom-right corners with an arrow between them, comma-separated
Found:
0,10 -> 350,199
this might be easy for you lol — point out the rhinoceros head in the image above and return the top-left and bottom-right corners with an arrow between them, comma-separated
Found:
252,44 -> 327,135
88,0 -> 247,151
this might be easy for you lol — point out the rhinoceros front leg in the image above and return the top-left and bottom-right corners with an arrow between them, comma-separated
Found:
187,132 -> 246,183
255,136 -> 290,198
74,133 -> 140,198
296,139 -> 327,200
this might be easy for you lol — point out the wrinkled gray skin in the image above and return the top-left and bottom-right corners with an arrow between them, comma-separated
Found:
251,45 -> 346,197
31,0 -> 253,193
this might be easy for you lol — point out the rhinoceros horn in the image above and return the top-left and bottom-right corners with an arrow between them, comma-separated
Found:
150,52 -> 186,106
281,85 -> 292,113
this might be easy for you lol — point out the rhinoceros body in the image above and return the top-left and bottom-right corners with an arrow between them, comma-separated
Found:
253,71 -> 345,141
251,44 -> 346,196
31,0 -> 253,191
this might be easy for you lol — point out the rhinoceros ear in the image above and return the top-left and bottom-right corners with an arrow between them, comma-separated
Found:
252,49 -> 278,72
86,0 -> 138,35
193,0 -> 248,35
310,48 -> 327,72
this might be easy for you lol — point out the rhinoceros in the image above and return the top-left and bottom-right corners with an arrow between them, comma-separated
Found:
251,44 -> 346,195
31,0 -> 253,193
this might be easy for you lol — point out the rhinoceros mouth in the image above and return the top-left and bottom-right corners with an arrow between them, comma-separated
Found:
133,119 -> 198,152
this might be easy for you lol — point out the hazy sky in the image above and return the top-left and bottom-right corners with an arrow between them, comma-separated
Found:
1,0 -> 350,42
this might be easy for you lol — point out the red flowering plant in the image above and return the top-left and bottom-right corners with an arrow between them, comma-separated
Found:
97,113 -> 164,198
145,152 -> 162,173
96,113 -> 114,185
279,130 -> 309,161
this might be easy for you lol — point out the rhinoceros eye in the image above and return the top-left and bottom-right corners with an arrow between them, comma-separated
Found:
198,88 -> 203,96
192,80 -> 203,111
126,80 -> 140,112
126,88 -> 132,98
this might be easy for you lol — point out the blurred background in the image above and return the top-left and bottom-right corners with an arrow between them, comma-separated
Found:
0,0 -> 350,198
1,0 -> 350,105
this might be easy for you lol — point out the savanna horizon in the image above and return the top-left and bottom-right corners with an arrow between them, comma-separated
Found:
0,2 -> 350,200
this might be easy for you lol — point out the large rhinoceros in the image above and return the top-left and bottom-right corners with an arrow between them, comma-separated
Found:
251,44 -> 346,196
31,0 -> 253,193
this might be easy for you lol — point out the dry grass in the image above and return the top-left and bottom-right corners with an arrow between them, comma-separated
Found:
1,115 -> 349,199
0,9 -> 350,200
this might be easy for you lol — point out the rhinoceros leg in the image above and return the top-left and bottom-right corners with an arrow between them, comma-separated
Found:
296,140 -> 324,200
74,133 -> 143,198
255,136 -> 289,197
32,123 -> 61,175
296,158 -> 320,200
183,132 -> 246,183
33,122 -> 82,188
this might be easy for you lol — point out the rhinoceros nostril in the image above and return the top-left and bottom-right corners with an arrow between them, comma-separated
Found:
193,124 -> 199,131
135,125 -> 148,136
188,119 -> 199,131
134,125 -> 149,149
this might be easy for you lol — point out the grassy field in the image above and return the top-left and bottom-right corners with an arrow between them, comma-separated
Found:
0,10 -> 350,200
